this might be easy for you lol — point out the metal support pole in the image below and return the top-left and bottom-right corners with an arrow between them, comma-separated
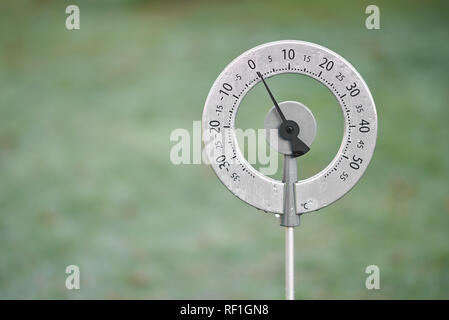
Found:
281,156 -> 300,227
285,226 -> 294,300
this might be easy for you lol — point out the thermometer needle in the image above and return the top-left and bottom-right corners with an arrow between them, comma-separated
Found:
257,71 -> 287,122
257,72 -> 310,157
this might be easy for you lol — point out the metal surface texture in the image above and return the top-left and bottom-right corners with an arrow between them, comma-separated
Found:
202,40 -> 377,214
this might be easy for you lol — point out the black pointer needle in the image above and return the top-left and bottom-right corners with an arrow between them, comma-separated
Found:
257,72 -> 287,123
257,72 -> 310,157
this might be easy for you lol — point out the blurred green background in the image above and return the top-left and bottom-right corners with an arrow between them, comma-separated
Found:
1,0 -> 448,299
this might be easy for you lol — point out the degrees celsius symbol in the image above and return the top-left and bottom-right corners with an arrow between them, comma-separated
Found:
202,40 -> 377,299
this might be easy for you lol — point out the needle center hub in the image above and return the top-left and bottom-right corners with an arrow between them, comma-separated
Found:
264,101 -> 317,156
279,120 -> 300,139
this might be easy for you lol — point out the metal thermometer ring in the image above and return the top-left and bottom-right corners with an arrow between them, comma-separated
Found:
202,40 -> 377,214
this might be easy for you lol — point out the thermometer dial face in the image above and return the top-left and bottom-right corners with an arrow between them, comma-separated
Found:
202,40 -> 377,214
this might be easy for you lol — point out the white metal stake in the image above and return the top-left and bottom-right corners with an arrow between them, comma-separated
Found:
285,226 -> 295,300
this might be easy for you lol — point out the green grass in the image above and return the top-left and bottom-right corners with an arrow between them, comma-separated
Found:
0,0 -> 448,299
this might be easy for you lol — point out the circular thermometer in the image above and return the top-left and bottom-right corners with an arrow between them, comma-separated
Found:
202,40 -> 377,216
